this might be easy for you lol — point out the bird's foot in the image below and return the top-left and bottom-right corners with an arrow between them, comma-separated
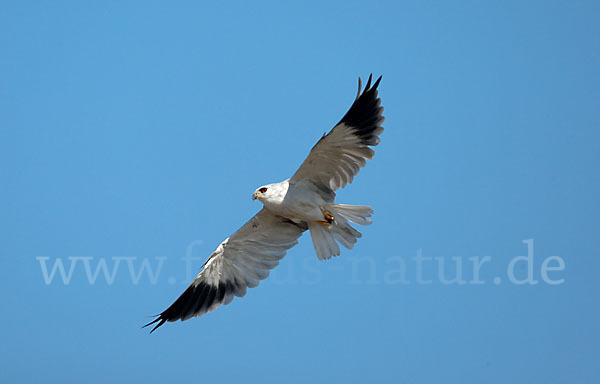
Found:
319,208 -> 334,226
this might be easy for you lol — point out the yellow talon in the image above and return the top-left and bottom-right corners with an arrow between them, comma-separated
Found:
321,208 -> 334,224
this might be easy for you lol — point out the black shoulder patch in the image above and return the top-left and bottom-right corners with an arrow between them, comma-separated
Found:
280,217 -> 309,231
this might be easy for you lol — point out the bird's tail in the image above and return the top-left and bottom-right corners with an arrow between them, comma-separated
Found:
308,204 -> 373,260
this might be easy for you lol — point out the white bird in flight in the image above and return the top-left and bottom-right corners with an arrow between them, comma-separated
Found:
145,74 -> 384,332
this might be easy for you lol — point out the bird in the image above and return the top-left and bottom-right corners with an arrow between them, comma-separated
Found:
144,74 -> 384,333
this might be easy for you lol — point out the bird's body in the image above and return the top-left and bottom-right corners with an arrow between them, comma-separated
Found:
257,179 -> 330,222
255,178 -> 373,259
145,75 -> 385,332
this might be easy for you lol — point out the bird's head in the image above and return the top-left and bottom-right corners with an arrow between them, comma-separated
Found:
252,185 -> 270,201
252,181 -> 289,203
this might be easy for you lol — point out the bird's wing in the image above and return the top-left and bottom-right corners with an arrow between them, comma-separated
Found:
291,74 -> 384,191
144,208 -> 307,333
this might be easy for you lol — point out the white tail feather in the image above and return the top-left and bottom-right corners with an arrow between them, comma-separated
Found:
308,204 -> 373,260
331,204 -> 373,225
309,224 -> 340,260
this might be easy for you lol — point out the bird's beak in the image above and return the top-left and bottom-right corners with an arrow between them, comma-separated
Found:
252,192 -> 262,200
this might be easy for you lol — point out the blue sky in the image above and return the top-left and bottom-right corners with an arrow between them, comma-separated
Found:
1,1 -> 599,383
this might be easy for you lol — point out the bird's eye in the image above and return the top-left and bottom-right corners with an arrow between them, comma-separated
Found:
259,187 -> 267,193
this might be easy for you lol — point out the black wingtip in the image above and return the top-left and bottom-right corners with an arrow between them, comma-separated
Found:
336,74 -> 384,144
356,74 -> 382,95
365,74 -> 373,90
356,77 -> 362,99
372,75 -> 382,91
143,316 -> 167,334
142,280 -> 234,334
